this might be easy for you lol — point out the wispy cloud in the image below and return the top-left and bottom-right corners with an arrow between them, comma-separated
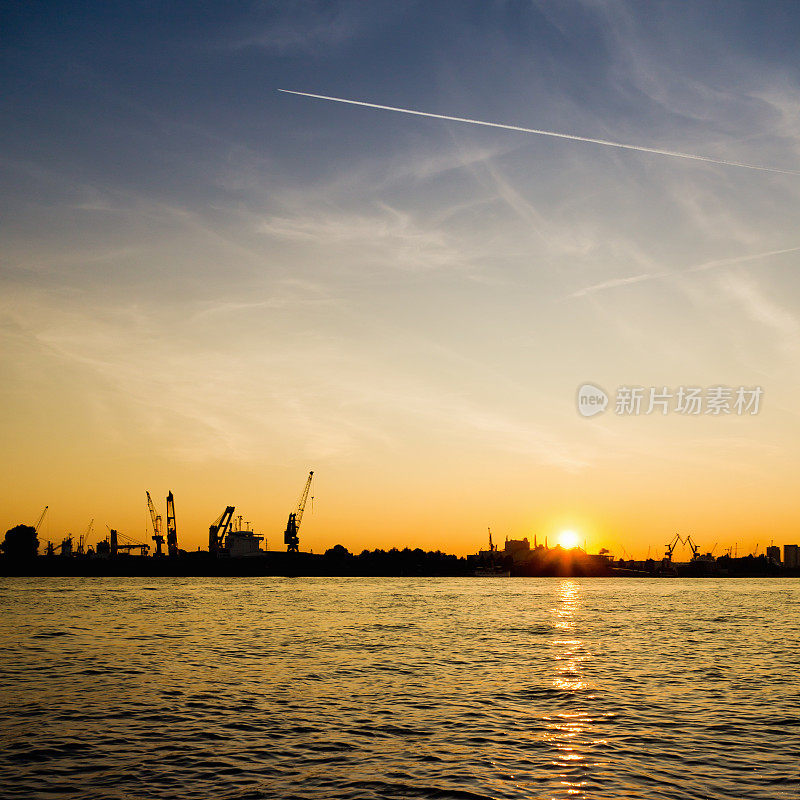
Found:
719,272 -> 800,350
568,271 -> 668,298
568,245 -> 800,298
256,203 -> 470,273
224,1 -> 407,54
0,285 -> 597,472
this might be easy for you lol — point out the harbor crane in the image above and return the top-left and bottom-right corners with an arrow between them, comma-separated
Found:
109,528 -> 150,557
684,534 -> 718,563
684,534 -> 700,560
165,491 -> 179,557
97,526 -> 149,557
34,505 -> 48,532
284,471 -> 313,553
209,506 -> 235,556
146,492 -> 164,557
664,533 -> 681,562
77,518 -> 93,555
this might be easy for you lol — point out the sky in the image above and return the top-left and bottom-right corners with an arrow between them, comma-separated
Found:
2,1 -> 800,558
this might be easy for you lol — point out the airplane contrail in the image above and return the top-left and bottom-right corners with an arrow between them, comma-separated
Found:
278,89 -> 800,176
569,244 -> 800,298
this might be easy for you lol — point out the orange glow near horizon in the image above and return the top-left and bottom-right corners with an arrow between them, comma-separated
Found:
1,450 -> 796,560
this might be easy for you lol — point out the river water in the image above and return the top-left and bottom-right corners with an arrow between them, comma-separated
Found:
1,577 -> 798,799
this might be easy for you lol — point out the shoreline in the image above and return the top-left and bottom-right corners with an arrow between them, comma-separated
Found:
1,554 -> 795,579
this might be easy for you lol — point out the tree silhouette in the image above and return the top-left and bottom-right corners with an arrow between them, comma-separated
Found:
1,525 -> 39,559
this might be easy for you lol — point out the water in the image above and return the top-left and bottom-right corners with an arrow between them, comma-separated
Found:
1,577 -> 798,800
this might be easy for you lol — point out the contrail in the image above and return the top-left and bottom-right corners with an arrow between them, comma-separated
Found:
278,89 -> 800,176
569,244 -> 800,298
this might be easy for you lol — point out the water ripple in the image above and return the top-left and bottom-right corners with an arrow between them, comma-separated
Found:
1,577 -> 798,799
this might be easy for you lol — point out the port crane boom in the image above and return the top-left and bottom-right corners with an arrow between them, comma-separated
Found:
684,534 -> 700,560
284,471 -> 313,553
209,506 -> 235,556
77,518 -> 93,555
106,528 -> 150,557
34,506 -> 48,532
664,533 -> 681,562
165,491 -> 178,557
146,491 -> 164,557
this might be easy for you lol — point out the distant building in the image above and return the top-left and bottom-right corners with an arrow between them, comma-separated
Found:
504,537 -> 531,563
766,545 -> 781,564
784,544 -> 799,568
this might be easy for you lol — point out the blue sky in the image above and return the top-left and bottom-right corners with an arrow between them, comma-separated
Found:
3,1 -> 800,553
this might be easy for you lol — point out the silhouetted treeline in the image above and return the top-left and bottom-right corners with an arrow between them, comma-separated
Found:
1,525 -> 38,560
324,545 -> 470,576
0,542 -> 471,577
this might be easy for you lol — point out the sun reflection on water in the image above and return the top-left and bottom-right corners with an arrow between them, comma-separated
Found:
544,580 -> 598,799
552,580 -> 588,692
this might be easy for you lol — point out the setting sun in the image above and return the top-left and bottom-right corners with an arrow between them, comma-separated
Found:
558,530 -> 580,549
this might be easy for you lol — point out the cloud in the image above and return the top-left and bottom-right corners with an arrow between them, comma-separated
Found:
0,282 -> 599,472
719,273 -> 800,350
568,245 -> 800,299
568,271 -> 668,298
256,203 -> 470,273
225,1 -> 408,54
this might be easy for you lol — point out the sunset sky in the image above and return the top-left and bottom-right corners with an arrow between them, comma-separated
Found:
3,1 -> 800,558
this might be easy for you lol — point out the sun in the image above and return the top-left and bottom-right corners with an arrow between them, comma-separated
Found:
558,529 -> 580,549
